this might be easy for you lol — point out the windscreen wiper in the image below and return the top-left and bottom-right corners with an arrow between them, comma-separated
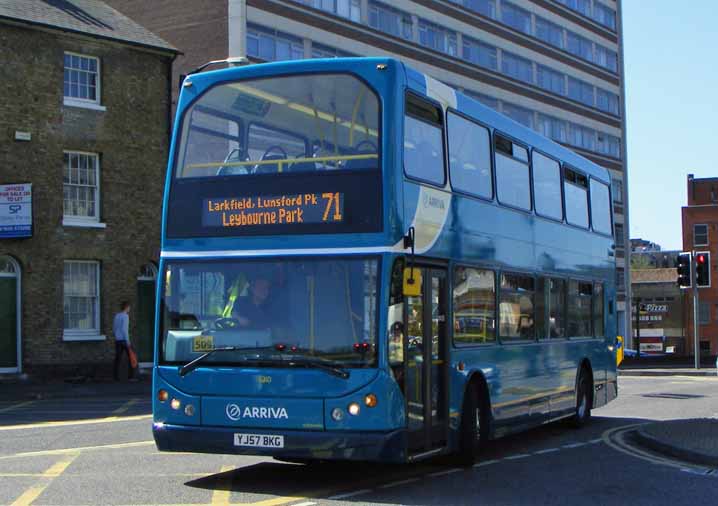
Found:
179,346 -> 244,377
285,357 -> 350,379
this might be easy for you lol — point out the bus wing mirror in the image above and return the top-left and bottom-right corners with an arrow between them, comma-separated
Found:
403,267 -> 421,297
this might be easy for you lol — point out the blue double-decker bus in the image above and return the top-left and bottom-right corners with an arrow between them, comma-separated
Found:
153,57 -> 618,464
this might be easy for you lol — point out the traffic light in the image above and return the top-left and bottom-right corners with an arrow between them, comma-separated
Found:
696,252 -> 710,287
676,253 -> 691,288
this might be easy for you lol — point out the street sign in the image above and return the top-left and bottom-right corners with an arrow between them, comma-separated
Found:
0,183 -> 32,238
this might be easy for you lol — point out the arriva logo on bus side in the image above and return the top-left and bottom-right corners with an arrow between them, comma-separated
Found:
226,403 -> 288,420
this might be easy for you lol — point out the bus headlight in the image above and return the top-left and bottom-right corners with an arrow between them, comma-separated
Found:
348,402 -> 360,416
184,404 -> 195,417
170,398 -> 181,410
331,408 -> 344,421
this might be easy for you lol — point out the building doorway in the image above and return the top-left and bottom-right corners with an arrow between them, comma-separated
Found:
136,263 -> 157,367
0,256 -> 21,373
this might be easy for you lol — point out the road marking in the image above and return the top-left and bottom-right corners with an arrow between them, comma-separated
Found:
291,502 -> 317,506
0,414 -> 152,431
10,453 -> 78,506
426,468 -> 463,478
534,448 -> 560,455
504,453 -> 531,460
378,477 -> 421,488
0,400 -> 35,413
327,489 -> 373,500
211,465 -> 234,506
473,459 -> 500,467
112,398 -> 140,415
1,440 -> 155,459
562,442 -> 587,449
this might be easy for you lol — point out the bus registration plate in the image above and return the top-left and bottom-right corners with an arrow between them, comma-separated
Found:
234,433 -> 284,448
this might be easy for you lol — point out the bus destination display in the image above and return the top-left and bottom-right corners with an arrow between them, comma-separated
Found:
203,192 -> 344,229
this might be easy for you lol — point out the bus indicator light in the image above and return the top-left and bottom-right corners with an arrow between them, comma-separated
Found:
364,394 -> 378,408
158,390 -> 168,402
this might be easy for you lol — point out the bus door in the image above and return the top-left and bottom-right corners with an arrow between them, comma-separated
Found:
404,266 -> 449,455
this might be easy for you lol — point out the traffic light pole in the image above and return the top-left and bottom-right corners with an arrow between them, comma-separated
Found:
692,250 -> 700,370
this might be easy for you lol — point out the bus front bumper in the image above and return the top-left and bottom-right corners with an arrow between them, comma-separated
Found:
153,423 -> 407,462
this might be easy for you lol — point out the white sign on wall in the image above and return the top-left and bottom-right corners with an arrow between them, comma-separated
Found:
0,183 -> 32,238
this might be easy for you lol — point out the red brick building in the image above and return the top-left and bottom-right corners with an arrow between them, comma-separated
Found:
681,174 -> 718,357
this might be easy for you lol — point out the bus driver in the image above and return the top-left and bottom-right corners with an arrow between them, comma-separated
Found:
233,274 -> 274,329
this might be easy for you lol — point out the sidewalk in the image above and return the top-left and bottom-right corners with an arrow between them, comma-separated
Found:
619,367 -> 718,377
634,418 -> 718,467
0,372 -> 151,402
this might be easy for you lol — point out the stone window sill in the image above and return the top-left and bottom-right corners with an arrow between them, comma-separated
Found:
63,218 -> 107,229
63,98 -> 107,112
63,333 -> 106,342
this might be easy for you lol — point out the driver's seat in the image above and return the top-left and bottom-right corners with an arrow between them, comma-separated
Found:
253,154 -> 286,174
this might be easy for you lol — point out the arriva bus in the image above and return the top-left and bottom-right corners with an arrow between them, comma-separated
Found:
153,57 -> 618,465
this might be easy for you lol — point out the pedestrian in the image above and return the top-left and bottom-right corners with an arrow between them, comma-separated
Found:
113,301 -> 137,381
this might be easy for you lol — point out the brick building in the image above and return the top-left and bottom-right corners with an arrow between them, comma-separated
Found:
0,1 -> 177,376
681,174 -> 718,357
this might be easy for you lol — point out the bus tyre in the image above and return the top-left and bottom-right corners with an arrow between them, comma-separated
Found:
457,383 -> 484,466
572,370 -> 592,428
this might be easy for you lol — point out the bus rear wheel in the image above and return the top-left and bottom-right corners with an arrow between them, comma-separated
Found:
571,369 -> 592,428
456,382 -> 486,466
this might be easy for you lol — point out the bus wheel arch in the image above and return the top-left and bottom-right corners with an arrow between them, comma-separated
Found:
573,359 -> 594,427
456,371 -> 491,465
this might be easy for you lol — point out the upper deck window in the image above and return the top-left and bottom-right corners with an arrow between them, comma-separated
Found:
447,112 -> 492,199
175,74 -> 380,179
404,95 -> 445,186
589,179 -> 611,235
532,151 -> 562,220
564,167 -> 589,228
495,133 -> 530,211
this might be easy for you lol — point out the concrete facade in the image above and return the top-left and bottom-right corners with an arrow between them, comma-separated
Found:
0,12 -> 175,375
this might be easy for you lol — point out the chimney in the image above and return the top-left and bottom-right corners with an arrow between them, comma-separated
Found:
688,174 -> 695,204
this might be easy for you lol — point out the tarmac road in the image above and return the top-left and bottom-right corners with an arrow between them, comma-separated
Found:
0,375 -> 716,506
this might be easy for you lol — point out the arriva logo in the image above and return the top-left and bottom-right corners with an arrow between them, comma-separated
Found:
225,403 -> 288,420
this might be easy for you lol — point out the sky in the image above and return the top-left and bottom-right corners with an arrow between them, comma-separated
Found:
623,1 -> 718,250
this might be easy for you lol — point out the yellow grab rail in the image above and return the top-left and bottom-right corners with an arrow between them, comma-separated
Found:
184,153 -> 378,176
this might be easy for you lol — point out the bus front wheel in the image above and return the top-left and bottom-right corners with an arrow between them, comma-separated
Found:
456,382 -> 487,466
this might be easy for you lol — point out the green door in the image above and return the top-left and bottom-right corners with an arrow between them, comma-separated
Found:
0,277 -> 18,368
136,279 -> 156,363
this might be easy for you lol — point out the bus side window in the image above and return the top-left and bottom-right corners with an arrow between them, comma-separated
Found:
404,94 -> 445,186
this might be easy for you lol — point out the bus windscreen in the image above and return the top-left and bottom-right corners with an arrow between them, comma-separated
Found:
167,73 -> 382,237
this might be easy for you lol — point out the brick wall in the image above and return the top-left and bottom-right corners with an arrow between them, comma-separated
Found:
104,0 -> 229,112
0,23 -> 172,375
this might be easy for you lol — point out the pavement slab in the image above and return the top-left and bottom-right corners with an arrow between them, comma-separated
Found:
636,418 -> 718,467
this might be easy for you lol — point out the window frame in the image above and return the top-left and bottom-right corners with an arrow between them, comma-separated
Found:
498,270 -> 537,344
589,176 -> 614,237
63,260 -> 103,341
567,277 -> 595,340
62,150 -> 102,227
531,148 -> 564,223
493,130 -> 533,213
63,51 -> 104,110
694,224 -> 708,247
562,165 -> 590,230
446,108 -> 494,201
403,92 -> 447,187
451,263 -> 498,348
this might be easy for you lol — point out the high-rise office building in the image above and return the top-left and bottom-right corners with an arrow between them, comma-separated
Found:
107,0 -> 631,338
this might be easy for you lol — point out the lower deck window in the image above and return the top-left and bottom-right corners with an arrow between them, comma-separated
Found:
453,267 -> 496,345
499,273 -> 534,341
568,281 -> 592,337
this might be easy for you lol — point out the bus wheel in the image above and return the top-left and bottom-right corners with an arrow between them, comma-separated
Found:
456,382 -> 485,466
572,369 -> 592,428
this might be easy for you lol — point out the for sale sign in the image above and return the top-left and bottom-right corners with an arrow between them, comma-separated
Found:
0,184 -> 32,238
